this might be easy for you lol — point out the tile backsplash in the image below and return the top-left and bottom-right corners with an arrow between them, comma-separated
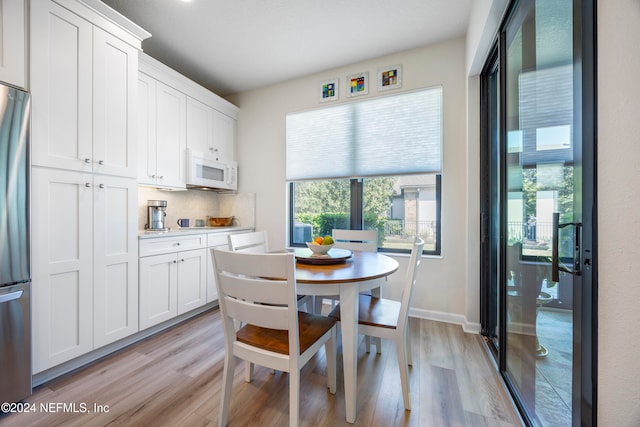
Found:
138,187 -> 255,231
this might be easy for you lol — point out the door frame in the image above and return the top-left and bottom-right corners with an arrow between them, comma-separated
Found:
479,0 -> 597,425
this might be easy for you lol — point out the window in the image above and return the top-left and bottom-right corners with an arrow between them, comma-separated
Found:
286,87 -> 443,254
289,175 -> 441,254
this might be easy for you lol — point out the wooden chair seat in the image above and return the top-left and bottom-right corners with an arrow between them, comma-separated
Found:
237,312 -> 337,355
328,294 -> 400,330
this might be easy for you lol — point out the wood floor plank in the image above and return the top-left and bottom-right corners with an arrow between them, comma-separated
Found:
0,309 -> 522,427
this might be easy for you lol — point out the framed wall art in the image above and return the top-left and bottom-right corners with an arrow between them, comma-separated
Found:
320,78 -> 339,102
347,72 -> 369,97
377,64 -> 402,91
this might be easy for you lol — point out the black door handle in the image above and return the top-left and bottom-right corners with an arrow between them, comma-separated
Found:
552,212 -> 582,282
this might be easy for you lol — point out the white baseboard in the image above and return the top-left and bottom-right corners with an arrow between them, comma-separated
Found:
409,307 -> 481,334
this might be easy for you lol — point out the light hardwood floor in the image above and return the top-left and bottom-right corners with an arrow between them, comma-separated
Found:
0,308 -> 522,426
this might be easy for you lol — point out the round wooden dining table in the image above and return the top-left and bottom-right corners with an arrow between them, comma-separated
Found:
294,250 -> 399,423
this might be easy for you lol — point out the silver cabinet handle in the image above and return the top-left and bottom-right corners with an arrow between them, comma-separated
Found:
99,184 -> 105,189
150,174 -> 156,179
0,290 -> 23,304
98,160 -> 104,165
85,182 -> 92,188
180,258 -> 185,262
84,158 -> 91,163
158,175 -> 164,179
172,260 -> 177,264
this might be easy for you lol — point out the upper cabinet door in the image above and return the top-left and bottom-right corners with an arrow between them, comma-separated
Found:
30,1 -> 93,172
212,110 -> 236,162
186,96 -> 214,159
92,27 -> 138,178
155,81 -> 187,188
31,1 -> 140,178
187,96 -> 237,162
0,0 -> 26,88
138,72 -> 158,185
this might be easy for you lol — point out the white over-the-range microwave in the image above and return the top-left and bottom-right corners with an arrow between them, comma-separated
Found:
187,148 -> 238,191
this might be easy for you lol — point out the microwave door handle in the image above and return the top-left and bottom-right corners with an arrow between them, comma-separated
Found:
226,165 -> 232,185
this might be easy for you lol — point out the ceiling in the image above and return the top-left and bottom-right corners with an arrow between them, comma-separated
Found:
101,0 -> 472,97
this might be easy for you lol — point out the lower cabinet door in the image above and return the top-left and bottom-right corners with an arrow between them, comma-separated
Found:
139,253 -> 178,330
177,248 -> 207,314
93,176 -> 139,347
31,167 -> 93,373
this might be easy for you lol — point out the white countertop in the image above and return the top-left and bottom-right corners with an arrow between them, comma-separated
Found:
138,226 -> 253,239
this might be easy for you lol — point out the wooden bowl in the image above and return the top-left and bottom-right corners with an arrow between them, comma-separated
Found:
207,216 -> 234,227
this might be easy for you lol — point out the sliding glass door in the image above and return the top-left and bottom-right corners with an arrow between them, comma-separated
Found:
480,0 -> 596,426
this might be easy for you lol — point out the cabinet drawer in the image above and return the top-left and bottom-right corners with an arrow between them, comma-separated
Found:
139,234 -> 206,257
207,233 -> 230,248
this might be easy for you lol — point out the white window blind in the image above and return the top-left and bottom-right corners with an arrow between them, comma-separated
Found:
286,87 -> 443,181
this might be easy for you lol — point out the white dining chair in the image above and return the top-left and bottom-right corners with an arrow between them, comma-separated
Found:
332,229 -> 378,252
328,236 -> 424,410
227,230 -> 269,253
211,249 -> 337,427
228,230 -> 313,312
314,229 -> 382,352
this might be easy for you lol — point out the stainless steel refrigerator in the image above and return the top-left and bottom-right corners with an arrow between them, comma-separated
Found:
0,82 -> 31,406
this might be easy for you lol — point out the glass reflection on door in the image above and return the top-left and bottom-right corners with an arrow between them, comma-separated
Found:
504,0 -> 574,425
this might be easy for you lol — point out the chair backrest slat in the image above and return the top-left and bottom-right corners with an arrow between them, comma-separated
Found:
332,229 -> 377,252
213,248 -> 286,278
224,296 -> 288,330
228,230 -> 269,253
218,273 -> 289,305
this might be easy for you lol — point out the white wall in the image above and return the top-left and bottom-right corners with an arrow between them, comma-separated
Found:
227,38 -> 477,329
466,0 -> 509,75
597,1 -> 640,425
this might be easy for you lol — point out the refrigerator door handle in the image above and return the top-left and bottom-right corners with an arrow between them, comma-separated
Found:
0,290 -> 24,304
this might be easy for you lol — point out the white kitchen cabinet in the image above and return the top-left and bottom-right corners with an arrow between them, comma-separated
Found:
29,0 -> 149,373
138,72 -> 187,189
140,52 -> 238,173
30,2 -> 91,173
31,168 -> 93,373
31,168 -> 139,372
0,0 -> 27,88
138,233 -> 206,257
92,27 -> 139,178
212,109 -> 237,162
138,252 -> 177,330
139,235 -> 207,330
187,97 -> 236,162
93,175 -> 139,348
30,0 -> 146,177
186,97 -> 213,159
176,249 -> 207,314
